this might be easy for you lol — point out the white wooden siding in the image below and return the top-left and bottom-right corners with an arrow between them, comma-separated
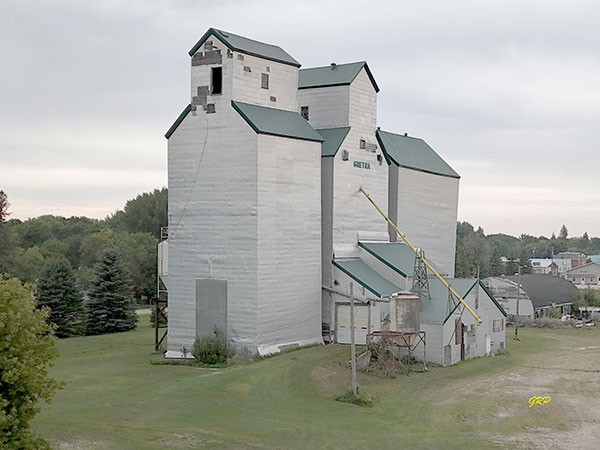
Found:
395,167 -> 459,276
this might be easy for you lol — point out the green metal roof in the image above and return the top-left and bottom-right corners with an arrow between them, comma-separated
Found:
376,130 -> 460,179
358,241 -> 448,278
188,28 -> 300,67
298,61 -> 380,92
426,278 -> 478,324
232,101 -> 324,143
317,127 -> 351,157
332,259 -> 401,298
589,255 -> 600,263
420,278 -> 506,324
165,104 -> 191,139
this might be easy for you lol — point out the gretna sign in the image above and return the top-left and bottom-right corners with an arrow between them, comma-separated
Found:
353,161 -> 371,169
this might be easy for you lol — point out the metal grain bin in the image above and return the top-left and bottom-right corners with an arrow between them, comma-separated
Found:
389,291 -> 420,333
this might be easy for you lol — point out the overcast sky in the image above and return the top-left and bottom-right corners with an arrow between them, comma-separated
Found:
1,0 -> 599,237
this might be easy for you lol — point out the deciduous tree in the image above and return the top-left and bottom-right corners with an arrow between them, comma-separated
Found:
0,276 -> 61,448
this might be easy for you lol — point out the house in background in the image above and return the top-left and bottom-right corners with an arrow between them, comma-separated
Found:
555,251 -> 587,269
529,252 -> 587,278
483,277 -> 535,319
505,274 -> 577,317
529,258 -> 559,276
566,262 -> 600,289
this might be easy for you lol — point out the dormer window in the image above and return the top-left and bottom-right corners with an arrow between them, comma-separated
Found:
211,67 -> 222,95
301,106 -> 309,120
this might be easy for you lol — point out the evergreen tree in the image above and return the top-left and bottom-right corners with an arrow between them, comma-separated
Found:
37,258 -> 85,337
86,248 -> 137,335
559,224 -> 568,239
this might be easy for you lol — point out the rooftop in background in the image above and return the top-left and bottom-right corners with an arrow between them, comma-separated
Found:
232,101 -> 324,143
554,252 -> 586,259
505,274 -> 578,308
188,28 -> 301,67
529,258 -> 556,268
376,130 -> 460,179
298,61 -> 379,92
317,127 -> 351,157
589,255 -> 600,263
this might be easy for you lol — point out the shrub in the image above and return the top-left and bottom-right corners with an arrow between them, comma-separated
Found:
0,276 -> 62,448
335,388 -> 374,407
192,328 -> 232,365
550,307 -> 562,319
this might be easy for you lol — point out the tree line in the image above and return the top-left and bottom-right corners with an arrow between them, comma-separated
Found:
0,188 -> 167,298
0,188 -> 166,336
455,221 -> 600,278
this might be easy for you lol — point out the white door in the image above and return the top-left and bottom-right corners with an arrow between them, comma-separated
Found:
336,304 -> 369,344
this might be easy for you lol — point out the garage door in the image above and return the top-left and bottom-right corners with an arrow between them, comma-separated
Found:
336,304 -> 369,344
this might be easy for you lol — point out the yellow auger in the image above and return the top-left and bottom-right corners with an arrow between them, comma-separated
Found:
359,187 -> 482,325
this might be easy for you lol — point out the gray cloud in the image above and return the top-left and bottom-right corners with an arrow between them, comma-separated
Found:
1,0 -> 598,236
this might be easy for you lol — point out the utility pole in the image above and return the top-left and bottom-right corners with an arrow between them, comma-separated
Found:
475,264 -> 480,310
349,282 -> 357,395
515,264 -> 521,340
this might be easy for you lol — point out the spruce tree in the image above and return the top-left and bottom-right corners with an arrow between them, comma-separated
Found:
86,248 -> 137,335
36,258 -> 85,337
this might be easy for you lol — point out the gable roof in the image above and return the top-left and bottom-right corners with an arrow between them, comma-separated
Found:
422,278 -> 478,324
332,258 -> 400,298
317,127 -> 351,157
376,130 -> 460,179
231,101 -> 323,143
422,279 -> 507,324
298,61 -> 380,93
505,274 -> 578,308
530,258 -> 556,268
188,28 -> 300,67
566,261 -> 600,274
358,241 -> 448,277
165,104 -> 192,139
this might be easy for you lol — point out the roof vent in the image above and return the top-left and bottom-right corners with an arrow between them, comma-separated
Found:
331,62 -> 337,69
404,132 -> 408,136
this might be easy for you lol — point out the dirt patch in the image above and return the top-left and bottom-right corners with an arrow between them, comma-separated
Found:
158,433 -> 223,448
55,439 -> 111,450
483,425 -> 599,450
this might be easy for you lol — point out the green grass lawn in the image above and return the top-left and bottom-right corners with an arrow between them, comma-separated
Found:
32,318 -> 600,449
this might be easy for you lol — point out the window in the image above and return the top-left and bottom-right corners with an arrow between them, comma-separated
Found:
211,67 -> 222,95
359,139 -> 366,149
301,106 -> 309,120
261,73 -> 269,89
493,319 -> 504,332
